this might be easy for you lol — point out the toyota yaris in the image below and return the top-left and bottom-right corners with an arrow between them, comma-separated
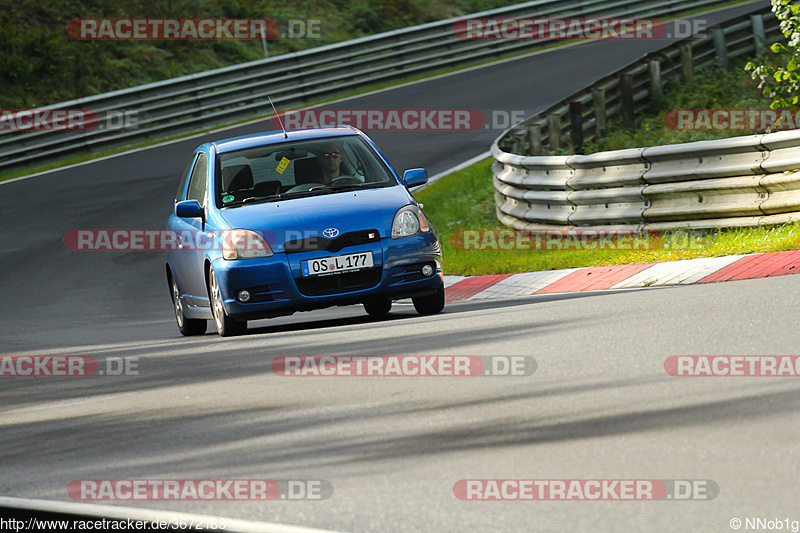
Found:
166,126 -> 444,336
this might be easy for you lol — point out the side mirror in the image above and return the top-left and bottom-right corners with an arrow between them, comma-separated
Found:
175,199 -> 203,219
402,168 -> 428,188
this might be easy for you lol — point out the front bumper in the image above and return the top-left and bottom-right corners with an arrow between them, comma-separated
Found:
211,232 -> 443,320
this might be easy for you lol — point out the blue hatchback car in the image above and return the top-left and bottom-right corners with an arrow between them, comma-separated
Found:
166,126 -> 444,336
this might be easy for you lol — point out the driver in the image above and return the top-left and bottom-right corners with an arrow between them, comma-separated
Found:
315,142 -> 344,183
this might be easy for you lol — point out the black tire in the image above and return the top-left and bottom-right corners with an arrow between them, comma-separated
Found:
170,275 -> 207,336
412,284 -> 445,315
363,297 -> 392,316
208,268 -> 246,337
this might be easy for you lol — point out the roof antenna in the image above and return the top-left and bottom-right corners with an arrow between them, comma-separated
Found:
269,96 -> 288,139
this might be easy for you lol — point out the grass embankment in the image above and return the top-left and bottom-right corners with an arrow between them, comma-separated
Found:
581,61 -> 777,152
415,62 -> 800,276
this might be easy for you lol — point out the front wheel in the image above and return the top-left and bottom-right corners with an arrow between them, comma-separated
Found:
208,268 -> 246,337
171,275 -> 206,336
412,285 -> 445,315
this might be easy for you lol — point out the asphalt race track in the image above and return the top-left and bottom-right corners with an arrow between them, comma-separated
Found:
4,2 -> 800,531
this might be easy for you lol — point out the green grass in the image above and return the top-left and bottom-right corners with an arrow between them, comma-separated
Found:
415,160 -> 800,276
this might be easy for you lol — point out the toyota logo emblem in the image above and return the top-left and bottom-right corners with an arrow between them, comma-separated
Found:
323,228 -> 339,239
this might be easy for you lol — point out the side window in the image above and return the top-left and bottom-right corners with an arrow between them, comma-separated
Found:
186,153 -> 208,207
175,154 -> 197,202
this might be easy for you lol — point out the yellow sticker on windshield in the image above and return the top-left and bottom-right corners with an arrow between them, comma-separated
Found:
276,157 -> 290,174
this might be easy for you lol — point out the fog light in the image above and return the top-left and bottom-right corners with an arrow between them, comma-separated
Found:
421,264 -> 434,277
237,290 -> 251,302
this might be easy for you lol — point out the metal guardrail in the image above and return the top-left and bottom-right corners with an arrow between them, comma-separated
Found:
495,131 -> 800,231
492,5 -> 800,230
0,0 -> 745,172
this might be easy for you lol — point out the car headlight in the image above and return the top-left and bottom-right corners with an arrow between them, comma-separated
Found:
223,229 -> 273,260
391,205 -> 431,239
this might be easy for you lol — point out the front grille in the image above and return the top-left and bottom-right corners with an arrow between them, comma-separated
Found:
295,268 -> 381,296
285,229 -> 380,253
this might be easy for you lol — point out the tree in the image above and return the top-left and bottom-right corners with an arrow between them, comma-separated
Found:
745,0 -> 800,109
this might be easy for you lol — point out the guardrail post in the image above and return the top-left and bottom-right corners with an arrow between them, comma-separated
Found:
510,129 -> 527,154
713,28 -> 729,69
751,14 -> 766,53
680,45 -> 694,77
620,74 -> 635,126
569,101 -> 583,151
548,114 -> 562,152
593,88 -> 607,133
498,134 -> 514,153
648,60 -> 662,96
527,123 -> 543,156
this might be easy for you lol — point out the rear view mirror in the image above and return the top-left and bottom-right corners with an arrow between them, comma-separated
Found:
274,148 -> 309,160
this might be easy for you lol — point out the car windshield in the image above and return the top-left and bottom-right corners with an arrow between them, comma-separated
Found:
216,135 -> 396,208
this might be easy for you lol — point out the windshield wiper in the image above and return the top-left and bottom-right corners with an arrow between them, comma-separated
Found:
308,182 -> 382,192
238,189 -> 328,205
308,185 -> 354,192
240,195 -> 275,204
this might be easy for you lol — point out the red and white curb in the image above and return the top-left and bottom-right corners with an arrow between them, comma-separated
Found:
444,250 -> 800,302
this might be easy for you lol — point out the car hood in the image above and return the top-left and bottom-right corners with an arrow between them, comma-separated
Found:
217,185 -> 414,251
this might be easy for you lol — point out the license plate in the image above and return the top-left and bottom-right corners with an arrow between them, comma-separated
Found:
301,252 -> 374,277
